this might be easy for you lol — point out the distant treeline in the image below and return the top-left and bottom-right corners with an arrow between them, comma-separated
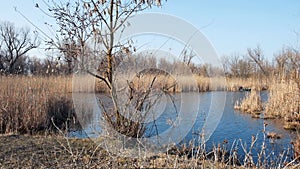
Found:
0,22 -> 299,80
1,46 -> 299,82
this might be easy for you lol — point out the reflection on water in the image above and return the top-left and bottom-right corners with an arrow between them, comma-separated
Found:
203,92 -> 295,161
70,91 -> 296,159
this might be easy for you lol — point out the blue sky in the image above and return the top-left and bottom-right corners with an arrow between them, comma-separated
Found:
0,0 -> 299,60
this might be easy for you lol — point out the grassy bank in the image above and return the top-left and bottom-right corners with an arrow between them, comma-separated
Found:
0,133 -> 298,169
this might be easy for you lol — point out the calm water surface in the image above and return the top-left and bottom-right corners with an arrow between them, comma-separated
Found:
70,91 -> 296,159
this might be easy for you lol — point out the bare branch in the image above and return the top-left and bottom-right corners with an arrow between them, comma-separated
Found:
247,46 -> 268,76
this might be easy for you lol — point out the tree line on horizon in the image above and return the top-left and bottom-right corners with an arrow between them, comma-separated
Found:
0,21 -> 299,80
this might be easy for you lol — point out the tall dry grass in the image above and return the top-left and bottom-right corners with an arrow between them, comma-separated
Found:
174,75 -> 268,92
116,73 -> 269,93
234,77 -> 300,130
226,76 -> 269,91
234,90 -> 263,117
265,79 -> 300,130
0,75 -> 77,134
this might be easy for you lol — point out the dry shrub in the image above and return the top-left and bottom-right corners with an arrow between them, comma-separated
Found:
0,76 -> 79,134
235,90 -> 263,115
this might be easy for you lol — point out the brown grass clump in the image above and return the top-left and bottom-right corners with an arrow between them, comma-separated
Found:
0,76 -> 79,134
234,90 -> 263,115
0,134 -> 105,168
264,80 -> 300,130
193,76 -> 227,92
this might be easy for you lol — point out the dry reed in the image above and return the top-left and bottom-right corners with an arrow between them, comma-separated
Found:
234,90 -> 263,116
115,73 -> 268,93
0,75 -> 77,134
265,79 -> 300,130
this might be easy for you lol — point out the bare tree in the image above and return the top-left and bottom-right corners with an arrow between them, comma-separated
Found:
247,45 -> 268,76
229,54 -> 240,77
274,47 -> 300,82
42,0 -> 165,138
221,55 -> 231,76
0,21 -> 39,74
181,49 -> 195,66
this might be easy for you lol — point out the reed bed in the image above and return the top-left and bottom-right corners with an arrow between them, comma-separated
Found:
234,77 -> 300,157
174,75 -> 268,92
116,73 -> 269,92
234,90 -> 263,117
0,75 -> 77,134
226,77 -> 269,91
265,79 -> 300,130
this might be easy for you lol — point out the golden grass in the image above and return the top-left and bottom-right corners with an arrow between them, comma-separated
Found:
265,79 -> 300,130
265,80 -> 299,118
116,73 -> 269,92
0,75 -> 76,134
175,75 -> 268,92
234,90 -> 263,116
226,76 -> 269,91
234,77 -> 300,129
231,76 -> 300,131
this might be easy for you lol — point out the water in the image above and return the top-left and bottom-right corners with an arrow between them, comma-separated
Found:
70,91 -> 296,161
202,92 -> 295,161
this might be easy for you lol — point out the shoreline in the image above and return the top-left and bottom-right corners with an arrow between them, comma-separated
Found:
1,133 -> 298,168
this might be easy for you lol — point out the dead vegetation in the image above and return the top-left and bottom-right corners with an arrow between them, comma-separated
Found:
264,80 -> 300,130
0,123 -> 297,169
234,90 -> 263,117
234,47 -> 300,132
0,76 -> 78,134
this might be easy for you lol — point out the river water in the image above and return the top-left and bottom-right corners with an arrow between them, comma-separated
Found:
70,91 -> 296,161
